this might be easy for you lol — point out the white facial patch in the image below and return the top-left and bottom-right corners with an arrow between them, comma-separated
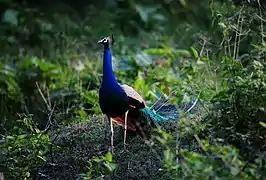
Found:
101,37 -> 108,43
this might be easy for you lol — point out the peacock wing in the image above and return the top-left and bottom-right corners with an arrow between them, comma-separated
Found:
120,84 -> 145,109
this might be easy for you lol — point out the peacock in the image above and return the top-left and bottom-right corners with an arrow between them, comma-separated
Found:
98,34 -> 181,152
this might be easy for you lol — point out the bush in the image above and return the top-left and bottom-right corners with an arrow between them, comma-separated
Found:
210,57 -> 266,158
0,115 -> 51,179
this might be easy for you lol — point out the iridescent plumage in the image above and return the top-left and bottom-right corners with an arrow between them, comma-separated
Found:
98,34 -> 179,152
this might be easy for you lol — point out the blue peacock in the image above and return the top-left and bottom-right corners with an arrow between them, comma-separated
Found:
98,34 -> 183,152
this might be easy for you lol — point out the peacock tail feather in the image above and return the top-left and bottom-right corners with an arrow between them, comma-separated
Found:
140,104 -> 179,128
139,94 -> 200,128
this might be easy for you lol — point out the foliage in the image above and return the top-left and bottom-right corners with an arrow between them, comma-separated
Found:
153,129 -> 264,180
80,152 -> 117,180
0,0 -> 266,179
0,115 -> 51,179
210,57 -> 266,158
0,56 -> 99,131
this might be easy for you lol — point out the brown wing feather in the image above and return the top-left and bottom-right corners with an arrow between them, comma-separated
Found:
110,84 -> 146,132
111,116 -> 136,131
121,84 -> 145,105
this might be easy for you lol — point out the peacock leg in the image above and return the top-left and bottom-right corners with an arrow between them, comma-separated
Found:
123,110 -> 129,150
104,116 -> 109,140
109,117 -> 114,153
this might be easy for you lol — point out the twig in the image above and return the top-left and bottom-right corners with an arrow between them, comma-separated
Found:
44,103 -> 57,132
194,134 -> 206,152
255,14 -> 266,23
35,82 -> 51,111
185,92 -> 201,114
35,82 -> 57,131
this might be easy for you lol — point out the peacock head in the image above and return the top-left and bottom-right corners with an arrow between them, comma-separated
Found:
97,34 -> 115,47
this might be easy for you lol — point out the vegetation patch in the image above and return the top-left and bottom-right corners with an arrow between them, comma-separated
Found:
0,0 -> 266,179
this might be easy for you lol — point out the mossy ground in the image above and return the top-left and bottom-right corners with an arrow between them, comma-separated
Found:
38,104 -> 205,180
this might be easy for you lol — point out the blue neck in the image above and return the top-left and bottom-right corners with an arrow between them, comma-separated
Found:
102,47 -> 117,85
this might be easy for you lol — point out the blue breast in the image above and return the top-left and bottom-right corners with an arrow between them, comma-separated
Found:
99,82 -> 129,117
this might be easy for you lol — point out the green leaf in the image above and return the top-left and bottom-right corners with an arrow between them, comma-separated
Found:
180,0 -> 187,7
218,22 -> 227,29
253,60 -> 263,69
175,49 -> 191,57
196,60 -> 205,65
2,9 -> 19,26
6,136 -> 15,140
37,60 -> 58,72
163,149 -> 174,162
82,90 -> 98,104
78,109 -> 88,120
93,157 -> 102,163
144,47 -> 172,56
105,152 -> 112,162
259,121 -> 266,128
37,155 -> 46,162
191,47 -> 199,58
230,167 -> 239,176
104,162 -> 117,172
